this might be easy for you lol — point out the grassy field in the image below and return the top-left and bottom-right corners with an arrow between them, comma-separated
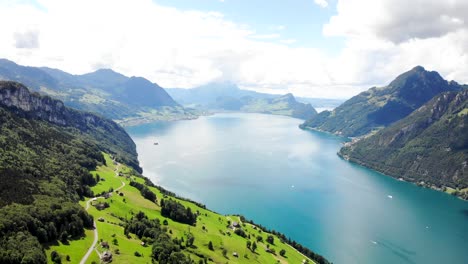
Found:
47,153 -> 317,264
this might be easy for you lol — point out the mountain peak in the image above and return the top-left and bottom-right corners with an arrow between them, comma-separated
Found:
85,68 -> 126,78
411,65 -> 426,72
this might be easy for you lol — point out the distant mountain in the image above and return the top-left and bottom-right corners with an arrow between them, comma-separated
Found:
218,93 -> 318,119
167,82 -> 274,106
340,89 -> 468,198
167,82 -> 319,119
301,66 -> 463,137
295,97 -> 345,110
0,59 -> 195,125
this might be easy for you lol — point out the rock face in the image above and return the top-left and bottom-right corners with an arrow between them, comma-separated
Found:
301,66 -> 463,137
0,81 -> 141,172
339,89 -> 468,193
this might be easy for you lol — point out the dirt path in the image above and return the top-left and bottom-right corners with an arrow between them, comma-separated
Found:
80,161 -> 124,264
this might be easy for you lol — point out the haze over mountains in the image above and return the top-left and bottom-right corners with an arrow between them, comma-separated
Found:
167,82 -> 338,119
0,59 -> 332,122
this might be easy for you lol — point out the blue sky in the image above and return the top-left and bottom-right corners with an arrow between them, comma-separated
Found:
155,0 -> 344,54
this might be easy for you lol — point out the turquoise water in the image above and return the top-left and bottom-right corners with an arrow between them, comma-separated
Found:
127,113 -> 468,264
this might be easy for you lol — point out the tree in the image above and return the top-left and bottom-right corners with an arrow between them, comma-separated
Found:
266,235 -> 274,245
279,249 -> 286,257
256,235 -> 263,242
222,249 -> 228,258
51,251 -> 62,264
234,228 -> 246,238
246,240 -> 251,249
208,241 -> 214,251
252,241 -> 257,252
186,233 -> 195,247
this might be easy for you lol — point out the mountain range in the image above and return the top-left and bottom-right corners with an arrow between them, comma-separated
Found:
339,89 -> 468,198
299,66 -> 467,198
0,59 -> 196,125
167,82 -> 324,119
301,66 -> 464,137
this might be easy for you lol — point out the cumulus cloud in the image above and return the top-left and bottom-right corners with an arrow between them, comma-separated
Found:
14,30 -> 40,49
324,0 -> 468,43
314,0 -> 328,8
0,0 -> 466,99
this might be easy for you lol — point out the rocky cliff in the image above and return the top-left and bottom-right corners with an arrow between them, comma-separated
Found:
0,81 -> 141,172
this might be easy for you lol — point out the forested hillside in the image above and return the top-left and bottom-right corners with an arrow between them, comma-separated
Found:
0,81 -> 141,263
340,90 -> 468,199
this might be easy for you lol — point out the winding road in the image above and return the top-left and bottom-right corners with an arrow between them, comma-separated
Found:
79,162 -> 124,264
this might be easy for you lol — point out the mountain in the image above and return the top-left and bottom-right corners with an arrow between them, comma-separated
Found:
167,82 -> 318,119
0,81 -> 329,264
167,82 -> 275,106
0,59 -> 195,124
0,81 -> 140,262
233,93 -> 318,119
0,81 -> 140,172
340,89 -> 468,198
301,66 -> 463,137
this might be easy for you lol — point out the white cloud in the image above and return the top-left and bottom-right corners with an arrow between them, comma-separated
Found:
250,34 -> 281,39
324,0 -> 468,43
314,0 -> 328,8
321,0 -> 468,88
0,0 -> 467,100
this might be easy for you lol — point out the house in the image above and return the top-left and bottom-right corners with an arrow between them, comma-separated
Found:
101,251 -> 113,262
232,252 -> 238,258
231,221 -> 240,228
101,241 -> 109,248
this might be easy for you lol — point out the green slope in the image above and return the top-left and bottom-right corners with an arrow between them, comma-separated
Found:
0,82 -> 329,264
340,90 -> 468,199
301,66 -> 463,136
49,153 -> 327,264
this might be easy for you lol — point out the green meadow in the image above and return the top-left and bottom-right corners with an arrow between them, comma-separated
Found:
47,153 -> 315,264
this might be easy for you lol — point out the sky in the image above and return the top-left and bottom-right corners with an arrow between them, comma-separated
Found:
0,0 -> 467,99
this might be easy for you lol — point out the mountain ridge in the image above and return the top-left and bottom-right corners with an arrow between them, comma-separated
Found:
167,82 -> 319,119
0,59 -> 193,123
301,66 -> 463,137
339,89 -> 468,199
0,81 -> 141,172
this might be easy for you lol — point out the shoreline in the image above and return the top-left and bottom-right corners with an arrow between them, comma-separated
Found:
336,151 -> 468,201
115,114 -> 201,127
301,124 -> 467,201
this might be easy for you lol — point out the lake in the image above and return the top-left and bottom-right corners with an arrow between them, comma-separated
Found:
127,113 -> 468,264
